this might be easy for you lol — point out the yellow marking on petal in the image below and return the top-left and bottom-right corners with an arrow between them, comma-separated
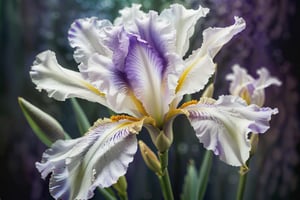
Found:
239,88 -> 251,105
164,108 -> 189,123
89,116 -> 145,136
111,115 -> 140,122
80,80 -> 105,97
175,56 -> 205,93
128,91 -> 149,116
179,100 -> 198,109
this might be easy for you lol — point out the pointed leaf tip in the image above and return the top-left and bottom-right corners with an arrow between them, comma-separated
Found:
18,97 -> 67,146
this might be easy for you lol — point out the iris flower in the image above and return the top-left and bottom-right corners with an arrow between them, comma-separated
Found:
31,4 -> 278,200
226,64 -> 282,106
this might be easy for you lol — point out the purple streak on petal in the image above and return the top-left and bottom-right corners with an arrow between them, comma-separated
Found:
112,68 -> 131,93
75,20 -> 82,29
68,33 -> 75,38
104,26 -> 130,71
135,11 -> 175,75
124,34 -> 164,87
246,83 -> 255,95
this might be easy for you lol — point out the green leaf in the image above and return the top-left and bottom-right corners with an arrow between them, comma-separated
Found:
197,150 -> 213,200
70,98 -> 90,135
18,97 -> 69,146
181,160 -> 199,200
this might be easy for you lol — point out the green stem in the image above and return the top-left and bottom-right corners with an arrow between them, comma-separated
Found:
197,150 -> 213,200
236,159 -> 250,200
158,151 -> 174,200
98,188 -> 117,200
236,172 -> 248,200
236,132 -> 257,200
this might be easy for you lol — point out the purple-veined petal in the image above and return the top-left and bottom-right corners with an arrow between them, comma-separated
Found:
124,35 -> 167,123
87,53 -> 147,117
68,17 -> 112,64
160,4 -> 209,57
103,26 -> 130,71
175,17 -> 246,97
30,50 -> 107,105
36,117 -> 144,200
134,11 -> 176,65
86,27 -> 150,117
183,95 -> 278,166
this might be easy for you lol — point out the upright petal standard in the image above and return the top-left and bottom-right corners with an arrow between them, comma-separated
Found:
30,3 -> 279,200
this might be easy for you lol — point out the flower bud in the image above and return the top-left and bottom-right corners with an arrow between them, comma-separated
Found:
155,131 -> 172,153
139,140 -> 162,175
18,97 -> 67,146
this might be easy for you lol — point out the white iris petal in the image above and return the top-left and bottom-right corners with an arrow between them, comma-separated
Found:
183,96 -> 278,166
30,50 -> 106,105
160,3 -> 209,57
68,17 -> 112,64
36,118 -> 143,200
175,17 -> 246,97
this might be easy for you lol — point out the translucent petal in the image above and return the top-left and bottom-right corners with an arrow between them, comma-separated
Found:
68,17 -> 112,64
30,50 -> 106,105
183,95 -> 278,166
176,17 -> 246,97
36,118 -> 144,200
160,4 -> 209,57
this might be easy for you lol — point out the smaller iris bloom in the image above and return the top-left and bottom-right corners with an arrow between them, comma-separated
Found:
226,64 -> 282,106
31,4 -> 278,200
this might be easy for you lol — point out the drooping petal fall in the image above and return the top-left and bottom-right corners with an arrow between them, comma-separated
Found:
36,118 -> 144,200
30,50 -> 106,105
182,95 -> 278,166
